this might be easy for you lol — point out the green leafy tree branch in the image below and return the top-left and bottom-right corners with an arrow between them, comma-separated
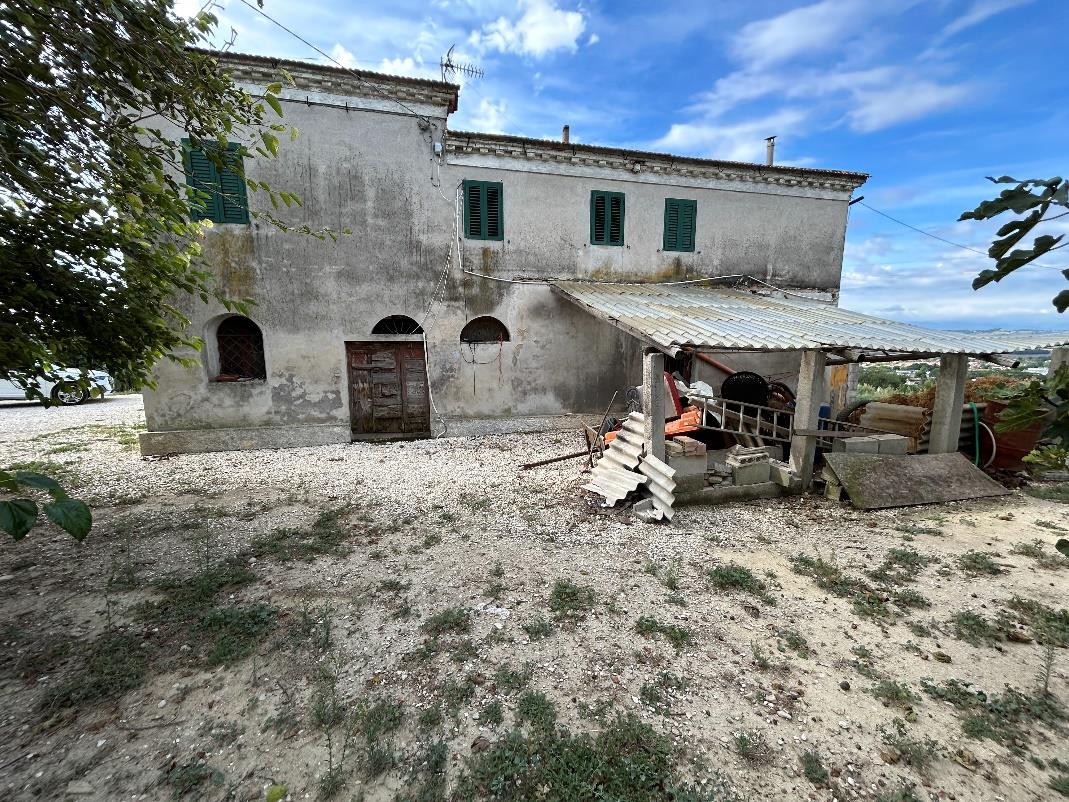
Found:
961,175 -> 1069,310
1,1 -> 343,540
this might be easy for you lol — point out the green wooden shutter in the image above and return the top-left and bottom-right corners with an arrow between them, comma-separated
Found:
590,190 -> 624,246
184,143 -> 222,222
608,194 -> 624,245
590,192 -> 607,244
464,180 -> 483,238
463,180 -> 504,240
679,200 -> 696,251
218,145 -> 249,224
183,140 -> 249,224
484,183 -> 502,239
663,198 -> 696,252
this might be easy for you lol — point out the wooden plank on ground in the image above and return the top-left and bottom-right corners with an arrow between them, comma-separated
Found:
822,452 -> 1010,510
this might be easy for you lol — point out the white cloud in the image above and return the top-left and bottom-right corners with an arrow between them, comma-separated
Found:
469,98 -> 508,133
941,0 -> 1034,39
587,33 -> 600,46
731,0 -> 877,68
470,0 -> 586,58
378,56 -> 439,80
330,43 -> 358,68
654,108 -> 809,162
847,81 -> 973,132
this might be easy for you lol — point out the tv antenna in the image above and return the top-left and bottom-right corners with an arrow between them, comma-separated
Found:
440,45 -> 483,82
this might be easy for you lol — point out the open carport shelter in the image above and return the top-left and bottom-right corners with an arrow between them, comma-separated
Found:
551,280 -> 1069,490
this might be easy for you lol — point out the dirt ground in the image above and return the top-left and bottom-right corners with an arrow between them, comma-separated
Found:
1,396 -> 1067,802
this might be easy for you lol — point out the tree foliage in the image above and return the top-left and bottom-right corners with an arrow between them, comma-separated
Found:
961,175 -> 1069,310
0,0 -> 329,395
0,1 -> 332,540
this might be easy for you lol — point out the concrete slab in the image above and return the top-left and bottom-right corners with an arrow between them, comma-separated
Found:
822,452 -> 1011,510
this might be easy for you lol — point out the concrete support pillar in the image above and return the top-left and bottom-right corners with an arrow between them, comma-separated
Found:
929,354 -> 969,454
1049,346 -> 1069,375
788,349 -> 827,489
642,349 -> 666,461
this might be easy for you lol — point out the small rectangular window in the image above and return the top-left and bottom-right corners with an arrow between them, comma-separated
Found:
463,180 -> 504,240
183,139 -> 249,224
590,190 -> 625,246
663,198 -> 696,252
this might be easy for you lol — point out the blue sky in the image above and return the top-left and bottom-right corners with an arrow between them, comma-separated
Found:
185,0 -> 1068,330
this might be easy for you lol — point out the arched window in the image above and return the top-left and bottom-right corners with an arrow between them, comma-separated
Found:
460,316 -> 510,344
371,315 -> 424,335
215,316 -> 266,380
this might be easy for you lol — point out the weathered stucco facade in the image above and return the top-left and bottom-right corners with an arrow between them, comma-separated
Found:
140,52 -> 867,455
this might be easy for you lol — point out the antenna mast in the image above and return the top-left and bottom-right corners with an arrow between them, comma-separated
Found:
440,45 -> 484,82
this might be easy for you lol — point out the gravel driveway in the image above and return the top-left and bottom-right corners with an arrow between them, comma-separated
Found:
1,395 -> 1067,802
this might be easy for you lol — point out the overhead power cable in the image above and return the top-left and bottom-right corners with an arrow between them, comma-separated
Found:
857,201 -> 1062,271
232,0 -> 434,124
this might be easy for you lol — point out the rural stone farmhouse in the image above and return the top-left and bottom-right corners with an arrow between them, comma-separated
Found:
139,51 -> 870,455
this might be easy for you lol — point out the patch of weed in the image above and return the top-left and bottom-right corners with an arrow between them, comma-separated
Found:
482,700 -> 504,726
869,547 -> 936,586
422,607 -> 470,636
1011,539 -> 1069,569
246,506 -> 355,562
921,678 -> 1067,750
1004,596 -> 1069,646
162,758 -> 224,798
453,714 -> 720,802
1036,519 -> 1068,532
879,719 -> 940,772
949,611 -> 1002,647
1050,774 -> 1069,797
360,698 -> 404,744
39,633 -> 148,711
775,628 -> 811,658
639,671 -> 687,717
522,618 -> 554,641
548,579 -> 598,622
635,616 -> 693,650
733,729 -> 773,764
365,742 -> 395,778
957,550 -> 1005,576
894,589 -> 931,610
442,677 -> 476,712
516,690 -> 557,732
495,664 -> 532,694
418,704 -> 443,730
800,751 -> 829,786
871,680 -> 920,709
708,563 -> 775,604
1024,484 -> 1069,503
193,603 -> 276,666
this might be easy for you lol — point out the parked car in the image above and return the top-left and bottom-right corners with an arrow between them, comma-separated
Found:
0,369 -> 115,405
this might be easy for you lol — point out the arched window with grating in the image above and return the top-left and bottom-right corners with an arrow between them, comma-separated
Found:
460,316 -> 510,344
371,315 -> 424,335
215,316 -> 266,380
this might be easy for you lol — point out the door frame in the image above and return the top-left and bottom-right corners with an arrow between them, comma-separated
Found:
344,340 -> 431,441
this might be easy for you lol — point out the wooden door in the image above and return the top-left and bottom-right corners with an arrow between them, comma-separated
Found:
346,341 -> 430,437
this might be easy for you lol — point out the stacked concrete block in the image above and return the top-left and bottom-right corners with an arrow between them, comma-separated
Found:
832,435 -> 879,454
769,460 -> 802,491
832,433 -> 909,454
726,445 -> 771,485
666,435 -> 707,494
871,434 -> 909,454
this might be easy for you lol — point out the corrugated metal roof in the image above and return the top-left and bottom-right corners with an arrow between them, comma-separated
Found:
953,330 -> 1069,353
551,281 -> 1069,356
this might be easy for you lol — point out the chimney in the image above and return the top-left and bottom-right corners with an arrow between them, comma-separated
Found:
562,124 -> 570,144
765,135 -> 776,166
